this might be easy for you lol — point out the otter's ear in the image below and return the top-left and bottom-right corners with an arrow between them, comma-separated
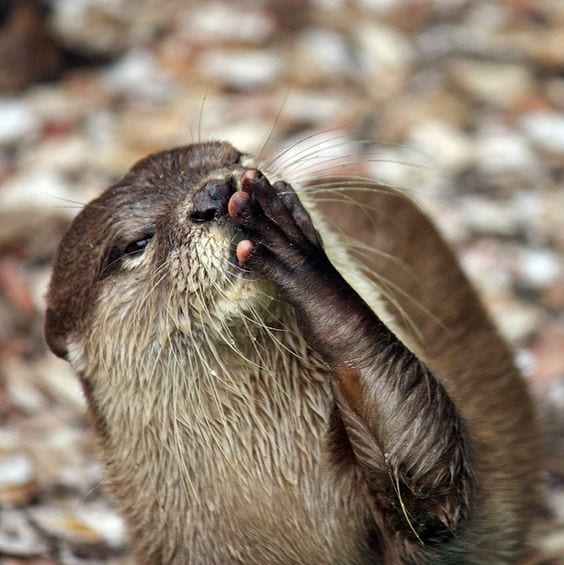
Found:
44,308 -> 69,359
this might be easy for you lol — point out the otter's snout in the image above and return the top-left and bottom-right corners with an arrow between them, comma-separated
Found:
190,178 -> 235,223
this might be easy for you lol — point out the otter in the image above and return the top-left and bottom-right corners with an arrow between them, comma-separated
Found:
44,141 -> 539,564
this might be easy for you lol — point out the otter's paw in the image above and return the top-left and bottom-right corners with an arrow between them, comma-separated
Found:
227,170 -> 327,291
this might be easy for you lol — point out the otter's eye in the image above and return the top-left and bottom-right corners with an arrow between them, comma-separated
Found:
124,235 -> 153,257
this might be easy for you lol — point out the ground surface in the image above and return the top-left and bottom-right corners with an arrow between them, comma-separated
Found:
0,0 -> 562,563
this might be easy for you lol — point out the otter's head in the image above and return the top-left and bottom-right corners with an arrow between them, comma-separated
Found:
45,141 -> 275,367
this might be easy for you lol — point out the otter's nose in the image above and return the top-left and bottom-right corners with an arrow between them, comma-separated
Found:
190,179 -> 234,223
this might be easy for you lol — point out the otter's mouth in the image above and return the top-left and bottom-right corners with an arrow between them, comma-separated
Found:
188,168 -> 266,282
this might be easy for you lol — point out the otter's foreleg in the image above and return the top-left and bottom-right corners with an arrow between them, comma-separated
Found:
228,171 -> 476,555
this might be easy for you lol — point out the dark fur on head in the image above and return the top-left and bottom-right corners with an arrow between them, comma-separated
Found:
45,142 -> 242,358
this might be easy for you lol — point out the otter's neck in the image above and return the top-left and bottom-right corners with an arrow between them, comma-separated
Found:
80,306 -> 348,561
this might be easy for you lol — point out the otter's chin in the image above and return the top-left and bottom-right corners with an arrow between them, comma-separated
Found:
212,275 -> 277,323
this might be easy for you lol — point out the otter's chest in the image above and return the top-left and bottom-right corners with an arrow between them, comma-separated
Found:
147,357 -> 376,563
96,335 -> 379,563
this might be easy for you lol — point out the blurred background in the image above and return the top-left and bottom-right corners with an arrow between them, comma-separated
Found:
0,0 -> 562,562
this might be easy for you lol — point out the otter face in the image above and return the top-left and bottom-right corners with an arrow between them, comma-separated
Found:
44,141 -> 274,363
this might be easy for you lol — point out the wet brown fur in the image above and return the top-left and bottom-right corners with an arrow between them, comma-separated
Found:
318,183 -> 540,561
45,142 -> 540,564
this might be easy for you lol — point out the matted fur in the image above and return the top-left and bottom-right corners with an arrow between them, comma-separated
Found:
45,141 -> 540,564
